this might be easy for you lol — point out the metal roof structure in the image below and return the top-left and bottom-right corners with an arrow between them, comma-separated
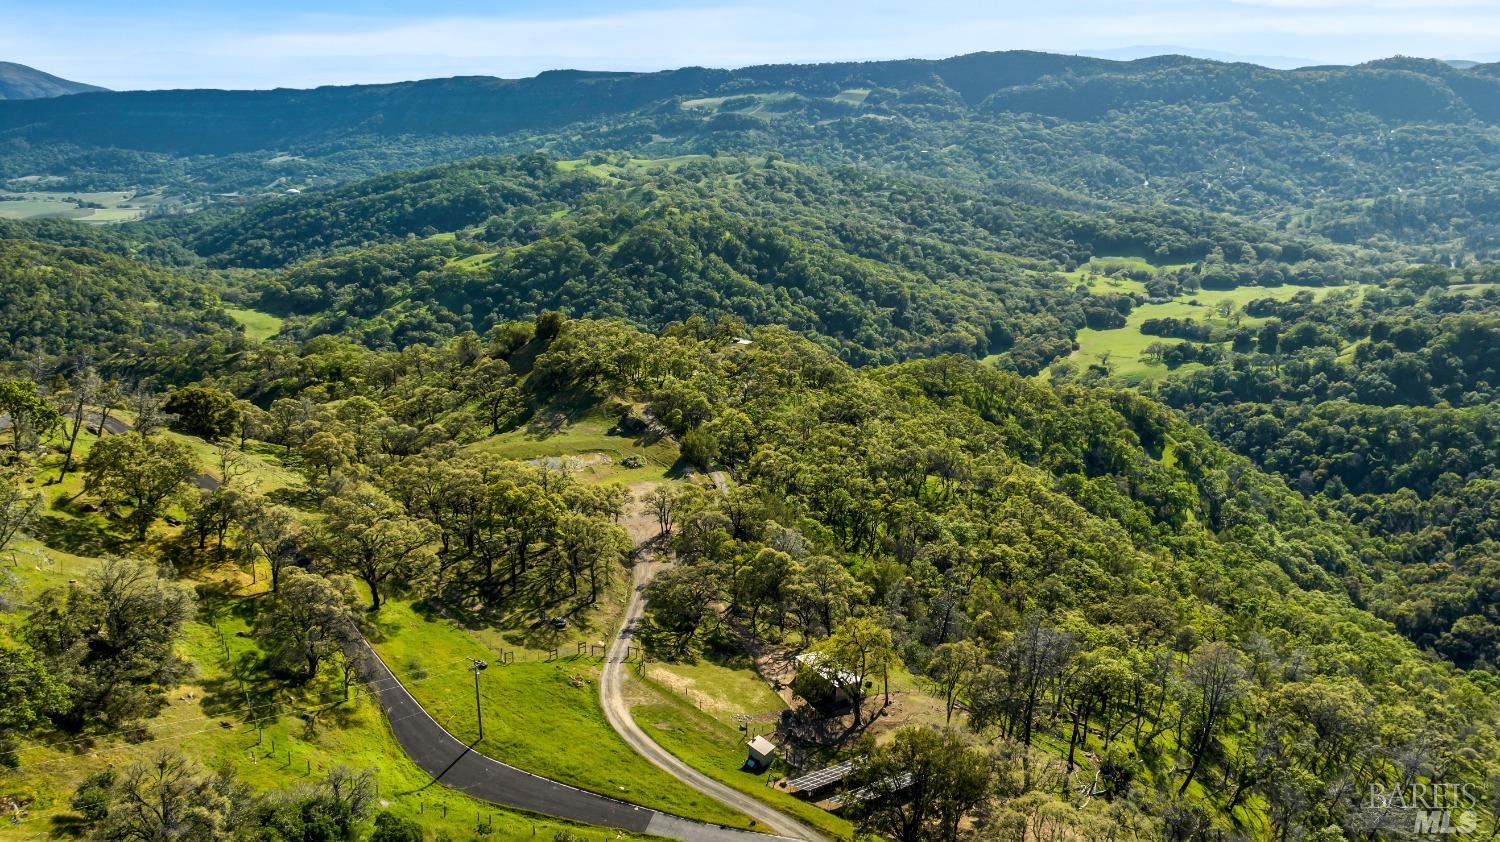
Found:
783,760 -> 856,793
828,771 -> 915,808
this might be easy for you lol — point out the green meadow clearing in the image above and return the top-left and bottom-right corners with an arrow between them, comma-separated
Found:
1019,254 -> 1375,386
466,410 -> 680,487
226,306 -> 286,341
0,189 -> 172,224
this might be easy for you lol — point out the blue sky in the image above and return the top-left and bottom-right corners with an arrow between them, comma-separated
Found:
4,0 -> 1499,90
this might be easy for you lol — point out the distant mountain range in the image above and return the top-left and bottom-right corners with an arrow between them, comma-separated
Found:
3,50 -> 1499,255
3,51 -> 1498,156
1072,46 -> 1322,69
0,61 -> 105,100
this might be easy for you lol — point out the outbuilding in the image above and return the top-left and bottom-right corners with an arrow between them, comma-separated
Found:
794,652 -> 862,704
745,735 -> 779,771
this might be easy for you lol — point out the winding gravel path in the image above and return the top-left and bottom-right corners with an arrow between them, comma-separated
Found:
598,542 -> 829,840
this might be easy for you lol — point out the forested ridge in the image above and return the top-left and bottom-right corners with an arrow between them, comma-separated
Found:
4,153 -> 1498,683
1105,267 -> 1500,673
142,154 -> 1398,369
6,51 -> 1500,254
4,313 -> 1495,839
2,47 -> 1500,842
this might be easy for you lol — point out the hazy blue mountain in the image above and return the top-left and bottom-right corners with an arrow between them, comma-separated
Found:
1072,45 -> 1322,69
0,61 -> 106,100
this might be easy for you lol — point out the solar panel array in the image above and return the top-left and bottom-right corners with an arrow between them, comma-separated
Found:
827,771 -> 915,807
783,760 -> 855,792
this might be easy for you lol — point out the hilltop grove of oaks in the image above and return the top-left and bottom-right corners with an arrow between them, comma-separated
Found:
4,312 -> 1495,839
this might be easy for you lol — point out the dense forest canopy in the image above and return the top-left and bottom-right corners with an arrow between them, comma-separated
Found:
122,154 -> 1396,370
4,51 -> 1500,255
0,238 -> 240,363
2,47 -> 1500,842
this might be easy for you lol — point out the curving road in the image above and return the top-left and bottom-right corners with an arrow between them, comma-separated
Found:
1,411 -> 219,490
598,529 -> 829,840
357,640 -> 789,841
13,412 -> 796,839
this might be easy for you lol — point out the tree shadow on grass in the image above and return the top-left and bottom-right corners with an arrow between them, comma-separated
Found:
701,628 -> 758,671
524,409 -> 570,440
194,579 -> 264,627
162,533 -> 237,578
46,814 -> 89,839
197,665 -> 280,721
32,506 -> 127,558
191,583 -> 288,724
412,570 -> 609,652
266,486 -> 317,509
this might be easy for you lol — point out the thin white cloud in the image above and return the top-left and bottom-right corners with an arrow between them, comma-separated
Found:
225,7 -> 806,66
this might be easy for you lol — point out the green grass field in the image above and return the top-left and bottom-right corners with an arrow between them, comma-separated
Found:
830,89 -> 870,106
557,154 -> 718,179
1057,282 -> 1369,385
448,250 -> 499,270
368,600 -> 750,827
0,189 -> 170,224
467,411 -> 679,487
641,659 -> 786,720
1039,254 -> 1196,297
679,92 -> 799,116
226,306 -> 285,341
1450,282 -> 1500,296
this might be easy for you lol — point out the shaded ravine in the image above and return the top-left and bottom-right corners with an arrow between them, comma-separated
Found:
356,640 -> 791,841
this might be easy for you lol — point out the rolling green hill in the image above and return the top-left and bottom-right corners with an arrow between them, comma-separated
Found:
2,46 -> 1500,842
5,51 -> 1500,254
6,310 -> 1493,838
163,154 -> 1400,370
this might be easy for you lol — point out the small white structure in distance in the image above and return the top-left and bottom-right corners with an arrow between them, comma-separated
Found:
745,735 -> 779,771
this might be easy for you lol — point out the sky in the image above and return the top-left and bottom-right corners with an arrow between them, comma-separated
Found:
4,0 -> 1500,91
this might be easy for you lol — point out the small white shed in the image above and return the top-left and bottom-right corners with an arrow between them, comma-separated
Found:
746,735 -> 779,770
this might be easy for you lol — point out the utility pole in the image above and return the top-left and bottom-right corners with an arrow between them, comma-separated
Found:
466,657 -> 489,741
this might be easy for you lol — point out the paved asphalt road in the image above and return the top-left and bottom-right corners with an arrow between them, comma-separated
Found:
357,641 -> 790,842
1,411 -> 219,490
11,410 -> 781,839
